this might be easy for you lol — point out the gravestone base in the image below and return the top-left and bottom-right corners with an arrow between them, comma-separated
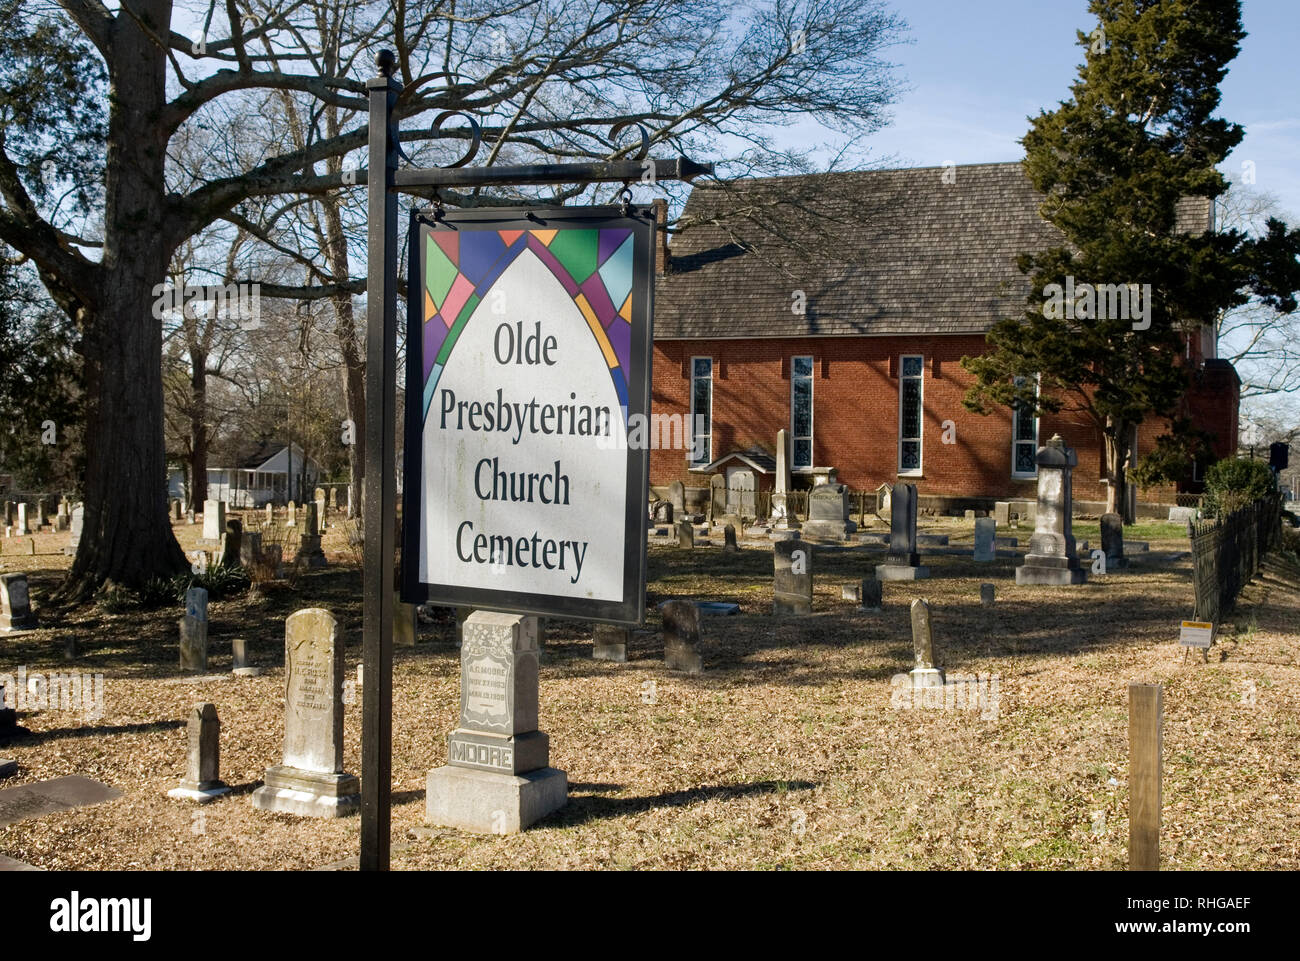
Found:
446,729 -> 550,775
800,519 -> 857,541
773,594 -> 811,616
1015,557 -> 1087,586
232,666 -> 264,677
252,765 -> 360,818
0,758 -> 16,779
168,781 -> 231,804
875,563 -> 930,581
0,614 -> 37,632
665,637 -> 703,673
592,625 -> 628,663
910,667 -> 945,688
296,536 -> 328,568
425,764 -> 567,834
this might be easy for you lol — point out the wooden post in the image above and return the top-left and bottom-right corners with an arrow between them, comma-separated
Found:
1128,683 -> 1162,871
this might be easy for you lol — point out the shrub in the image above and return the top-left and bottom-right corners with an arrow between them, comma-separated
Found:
1203,457 -> 1274,517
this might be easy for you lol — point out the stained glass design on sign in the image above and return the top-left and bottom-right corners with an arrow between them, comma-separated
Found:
421,226 -> 635,421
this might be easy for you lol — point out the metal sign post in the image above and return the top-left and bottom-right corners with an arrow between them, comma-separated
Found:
359,49 -> 711,870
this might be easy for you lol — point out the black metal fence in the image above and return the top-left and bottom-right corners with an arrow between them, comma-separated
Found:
1188,493 -> 1283,624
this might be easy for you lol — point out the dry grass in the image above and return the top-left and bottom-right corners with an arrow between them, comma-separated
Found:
1,515 -> 1297,870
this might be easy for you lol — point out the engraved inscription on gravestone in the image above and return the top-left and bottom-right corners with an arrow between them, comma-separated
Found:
285,629 -> 338,772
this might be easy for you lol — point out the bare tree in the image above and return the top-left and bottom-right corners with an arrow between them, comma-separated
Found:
1,0 -> 906,597
1215,185 -> 1300,423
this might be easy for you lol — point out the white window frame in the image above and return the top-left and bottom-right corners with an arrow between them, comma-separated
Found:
1010,374 -> 1040,479
897,354 -> 924,476
689,356 -> 713,467
790,355 -> 814,471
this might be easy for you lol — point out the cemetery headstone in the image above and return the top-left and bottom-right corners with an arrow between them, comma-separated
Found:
592,624 -> 628,663
722,524 -> 739,553
668,480 -> 686,517
973,517 -> 996,562
708,473 -> 725,524
394,598 -> 417,647
296,502 -> 327,567
1015,435 -> 1087,585
167,703 -> 230,803
770,429 -> 794,528
231,637 -> 261,676
200,499 -> 226,546
328,487 -> 337,512
0,574 -> 37,632
875,483 -> 929,580
1,679 -> 29,741
426,612 -> 566,833
773,538 -> 813,615
726,467 -> 757,517
221,519 -> 243,568
861,576 -> 883,612
909,598 -> 944,688
286,501 -> 296,527
1168,506 -> 1197,524
652,499 -> 673,524
1,502 -> 10,527
14,504 -> 30,536
179,587 -> 209,671
1101,513 -> 1127,570
265,503 -> 274,526
841,583 -> 861,603
172,499 -> 183,521
994,501 -> 1010,527
676,519 -> 694,549
662,600 -> 704,674
252,608 -> 360,817
980,583 -> 995,607
240,531 -> 262,569
802,483 -> 857,540
64,506 -> 83,556
36,500 -> 47,530
0,775 -> 122,827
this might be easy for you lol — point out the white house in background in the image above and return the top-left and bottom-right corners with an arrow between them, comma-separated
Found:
206,441 -> 324,507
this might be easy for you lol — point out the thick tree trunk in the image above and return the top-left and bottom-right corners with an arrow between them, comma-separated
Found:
62,1 -> 187,598
188,345 -> 209,509
320,190 -> 364,520
1103,419 -> 1136,525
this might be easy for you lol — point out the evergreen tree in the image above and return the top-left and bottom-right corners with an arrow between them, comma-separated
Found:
963,0 -> 1300,521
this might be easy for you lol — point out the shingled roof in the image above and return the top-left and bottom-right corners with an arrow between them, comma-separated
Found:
654,161 -> 1212,340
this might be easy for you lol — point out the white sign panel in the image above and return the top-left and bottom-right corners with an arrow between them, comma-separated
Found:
403,207 -> 654,624
1179,620 -> 1214,648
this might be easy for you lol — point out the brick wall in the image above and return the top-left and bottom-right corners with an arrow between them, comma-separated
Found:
650,336 -> 1239,504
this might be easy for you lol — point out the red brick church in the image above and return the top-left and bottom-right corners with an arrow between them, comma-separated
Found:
648,162 -> 1238,514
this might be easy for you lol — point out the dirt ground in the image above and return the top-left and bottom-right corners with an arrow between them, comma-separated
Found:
1,513 -> 1297,870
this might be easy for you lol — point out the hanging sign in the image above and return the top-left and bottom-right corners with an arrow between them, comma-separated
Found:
402,206 -> 654,624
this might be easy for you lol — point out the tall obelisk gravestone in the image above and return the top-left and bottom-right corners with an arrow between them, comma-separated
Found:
426,611 -> 566,833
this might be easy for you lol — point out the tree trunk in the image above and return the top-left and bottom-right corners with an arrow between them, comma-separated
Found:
1103,419 -> 1136,525
188,345 -> 209,509
320,186 -> 365,520
61,1 -> 188,599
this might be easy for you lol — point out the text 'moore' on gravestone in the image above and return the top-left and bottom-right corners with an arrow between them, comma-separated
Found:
403,207 -> 655,625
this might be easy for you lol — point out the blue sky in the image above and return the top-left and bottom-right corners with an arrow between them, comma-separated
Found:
830,0 -> 1299,218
